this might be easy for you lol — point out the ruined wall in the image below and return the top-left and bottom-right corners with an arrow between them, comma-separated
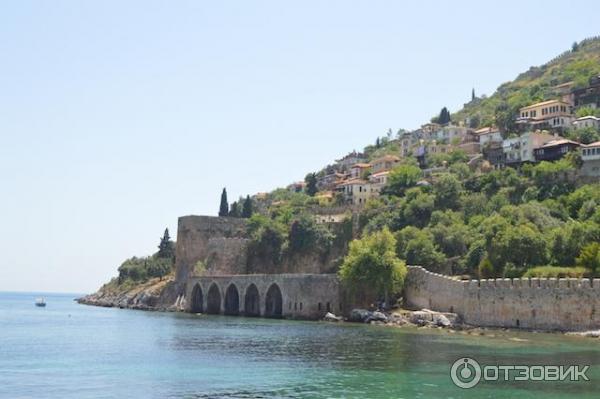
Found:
404,266 -> 600,331
185,274 -> 341,319
175,216 -> 249,284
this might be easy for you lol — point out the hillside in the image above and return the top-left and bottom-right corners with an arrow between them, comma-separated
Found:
451,36 -> 600,130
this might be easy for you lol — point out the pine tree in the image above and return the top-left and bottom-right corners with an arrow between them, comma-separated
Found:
305,172 -> 318,196
219,187 -> 229,217
157,228 -> 175,259
242,195 -> 253,218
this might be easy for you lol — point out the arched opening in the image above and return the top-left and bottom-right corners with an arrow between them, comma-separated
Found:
207,283 -> 221,314
265,283 -> 283,318
224,284 -> 240,316
190,283 -> 203,313
244,284 -> 260,317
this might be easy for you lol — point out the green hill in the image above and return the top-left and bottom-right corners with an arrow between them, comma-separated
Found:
452,36 -> 600,131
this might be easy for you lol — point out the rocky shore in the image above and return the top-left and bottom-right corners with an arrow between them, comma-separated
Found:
77,277 -> 179,311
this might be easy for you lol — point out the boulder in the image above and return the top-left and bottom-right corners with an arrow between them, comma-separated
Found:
349,309 -> 372,323
368,311 -> 389,323
432,313 -> 451,327
323,312 -> 343,322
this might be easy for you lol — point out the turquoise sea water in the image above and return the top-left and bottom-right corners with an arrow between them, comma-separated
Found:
1,292 -> 599,398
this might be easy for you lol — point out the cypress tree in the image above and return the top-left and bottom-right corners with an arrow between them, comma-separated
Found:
305,172 -> 318,196
471,88 -> 475,101
219,188 -> 229,217
242,195 -> 253,218
157,228 -> 175,259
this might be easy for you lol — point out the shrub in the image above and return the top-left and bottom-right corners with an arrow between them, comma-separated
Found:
522,266 -> 590,278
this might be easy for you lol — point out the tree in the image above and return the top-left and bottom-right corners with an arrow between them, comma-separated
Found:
471,88 -> 476,101
576,242 -> 600,275
434,174 -> 463,210
304,173 -> 318,196
339,228 -> 407,307
384,164 -> 422,196
494,102 -> 518,134
438,107 -> 451,125
572,41 -> 579,52
157,228 -> 175,259
147,257 -> 171,281
242,195 -> 253,218
229,201 -> 240,217
219,188 -> 229,217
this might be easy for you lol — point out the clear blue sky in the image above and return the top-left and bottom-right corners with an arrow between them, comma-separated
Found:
1,1 -> 598,293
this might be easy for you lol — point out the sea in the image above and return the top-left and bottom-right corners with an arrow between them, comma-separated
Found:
1,291 -> 599,398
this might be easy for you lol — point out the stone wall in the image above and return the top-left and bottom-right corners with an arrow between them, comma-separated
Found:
174,216 -> 248,284
185,273 -> 341,319
404,266 -> 600,331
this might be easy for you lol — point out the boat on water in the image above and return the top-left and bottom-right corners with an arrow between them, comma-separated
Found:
35,297 -> 46,307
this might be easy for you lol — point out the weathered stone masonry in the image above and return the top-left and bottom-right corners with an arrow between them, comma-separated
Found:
185,274 -> 342,319
404,266 -> 600,331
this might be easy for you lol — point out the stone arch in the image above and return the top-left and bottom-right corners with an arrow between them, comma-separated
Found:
224,283 -> 240,316
244,283 -> 260,317
265,283 -> 283,318
190,283 -> 203,313
207,283 -> 221,314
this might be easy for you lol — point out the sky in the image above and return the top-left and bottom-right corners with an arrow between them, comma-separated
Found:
1,1 -> 598,293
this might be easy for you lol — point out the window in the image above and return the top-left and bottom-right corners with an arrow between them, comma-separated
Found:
318,303 -> 322,311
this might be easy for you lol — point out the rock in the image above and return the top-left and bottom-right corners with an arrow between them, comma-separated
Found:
349,309 -> 372,323
368,311 -> 388,323
409,311 -> 433,325
408,309 -> 458,328
432,313 -> 451,327
323,312 -> 343,322
566,330 -> 600,338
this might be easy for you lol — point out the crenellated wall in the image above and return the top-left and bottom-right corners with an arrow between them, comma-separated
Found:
404,266 -> 600,331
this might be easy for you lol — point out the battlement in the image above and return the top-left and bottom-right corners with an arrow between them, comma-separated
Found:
405,266 -> 600,331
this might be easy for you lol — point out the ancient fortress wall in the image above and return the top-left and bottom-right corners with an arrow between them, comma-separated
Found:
175,216 -> 249,283
185,273 -> 341,319
404,266 -> 600,331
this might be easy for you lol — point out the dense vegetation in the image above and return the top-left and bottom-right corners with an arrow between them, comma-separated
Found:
359,157 -> 600,279
117,228 -> 175,284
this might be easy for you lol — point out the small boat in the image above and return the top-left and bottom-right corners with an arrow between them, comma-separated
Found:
35,297 -> 46,307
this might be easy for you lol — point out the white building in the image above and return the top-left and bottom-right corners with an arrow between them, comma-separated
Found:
581,141 -> 600,178
573,115 -> 600,130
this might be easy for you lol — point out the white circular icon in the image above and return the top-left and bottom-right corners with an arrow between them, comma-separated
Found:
450,357 -> 482,389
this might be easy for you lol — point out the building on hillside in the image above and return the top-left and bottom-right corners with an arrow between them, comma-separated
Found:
503,131 -> 556,165
573,75 -> 600,108
533,139 -> 581,162
316,172 -> 346,191
398,131 -> 417,157
287,181 -> 306,193
349,163 -> 371,179
371,155 -> 400,174
337,178 -> 376,206
369,170 -> 390,192
335,151 -> 366,170
475,127 -> 503,147
421,123 -> 441,136
573,115 -> 600,130
430,126 -> 473,143
516,99 -> 574,131
581,141 -> 600,178
482,141 -> 505,168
